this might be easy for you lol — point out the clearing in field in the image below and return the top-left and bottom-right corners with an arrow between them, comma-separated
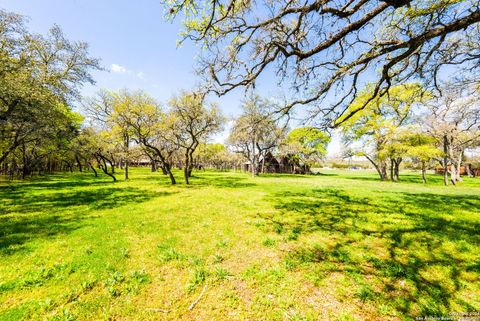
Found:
1,168 -> 479,321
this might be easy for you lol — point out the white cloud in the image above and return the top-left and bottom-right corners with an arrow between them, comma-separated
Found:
111,64 -> 127,73
136,72 -> 146,79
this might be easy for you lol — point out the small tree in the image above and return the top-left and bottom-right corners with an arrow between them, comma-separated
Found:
424,85 -> 480,185
338,83 -> 427,181
74,128 -> 117,181
403,132 -> 442,183
118,91 -> 178,185
281,127 -> 330,172
83,90 -> 138,181
167,92 -> 225,184
194,143 -> 228,170
228,94 -> 285,176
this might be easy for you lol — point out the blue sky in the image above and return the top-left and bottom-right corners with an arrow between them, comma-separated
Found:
0,0 -> 237,107
0,0 -> 343,155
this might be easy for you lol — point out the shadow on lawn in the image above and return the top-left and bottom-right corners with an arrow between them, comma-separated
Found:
263,188 -> 480,318
11,178 -> 113,190
342,172 -> 447,185
0,184 -> 165,255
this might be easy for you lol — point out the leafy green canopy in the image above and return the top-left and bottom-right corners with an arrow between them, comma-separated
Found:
338,83 -> 429,179
283,127 -> 330,165
0,9 -> 100,171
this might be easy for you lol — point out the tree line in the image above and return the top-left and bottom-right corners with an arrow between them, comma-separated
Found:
80,90 -> 224,184
1,7 -> 479,186
0,10 -> 99,178
338,83 -> 480,185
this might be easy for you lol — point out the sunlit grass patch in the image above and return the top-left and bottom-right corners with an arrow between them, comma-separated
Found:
0,168 -> 479,320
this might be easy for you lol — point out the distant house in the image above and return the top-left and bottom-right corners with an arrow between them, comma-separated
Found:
243,152 -> 309,174
435,164 -> 480,177
130,158 -> 151,166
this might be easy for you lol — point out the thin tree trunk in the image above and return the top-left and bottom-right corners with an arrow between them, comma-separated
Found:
75,155 -> 83,172
187,150 -> 194,178
183,166 -> 189,184
381,163 -> 387,181
393,158 -> 401,181
124,134 -> 129,180
390,159 -> 395,182
261,151 -> 266,174
21,143 -> 27,179
109,160 -> 116,173
364,155 -> 385,181
466,163 -> 473,177
450,165 -> 456,185
421,161 -> 427,184
447,139 -> 457,185
89,162 -> 98,177
184,149 -> 190,184
141,140 -> 176,185
95,154 -> 117,181
443,135 -> 449,186
455,151 -> 463,182
167,165 -> 176,185
251,137 -> 257,177
160,165 -> 167,175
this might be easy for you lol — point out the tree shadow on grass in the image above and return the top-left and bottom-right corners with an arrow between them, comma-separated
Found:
257,173 -> 314,179
342,173 -> 448,185
8,178 -> 113,190
311,172 -> 339,177
0,186 -> 170,255
262,188 -> 480,318
134,170 -> 257,188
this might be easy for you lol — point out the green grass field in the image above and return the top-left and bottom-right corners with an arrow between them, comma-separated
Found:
0,168 -> 479,321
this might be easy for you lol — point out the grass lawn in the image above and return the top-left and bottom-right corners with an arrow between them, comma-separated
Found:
0,168 -> 479,320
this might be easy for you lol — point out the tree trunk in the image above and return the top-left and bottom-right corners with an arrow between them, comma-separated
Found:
390,159 -> 395,182
124,134 -> 129,180
443,135 -> 449,186
184,149 -> 190,184
21,143 -> 27,179
261,151 -> 266,174
393,158 -> 401,181
251,137 -> 257,177
450,165 -> 456,185
447,138 -> 457,185
455,151 -> 463,182
380,162 -> 387,181
183,166 -> 189,185
95,154 -> 117,181
76,155 -> 83,172
0,136 -> 22,167
160,165 -> 167,175
167,166 -> 177,185
187,150 -> 195,178
466,164 -> 473,177
89,162 -> 98,177
141,140 -> 176,185
109,160 -> 116,174
364,155 -> 385,181
421,161 -> 427,184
